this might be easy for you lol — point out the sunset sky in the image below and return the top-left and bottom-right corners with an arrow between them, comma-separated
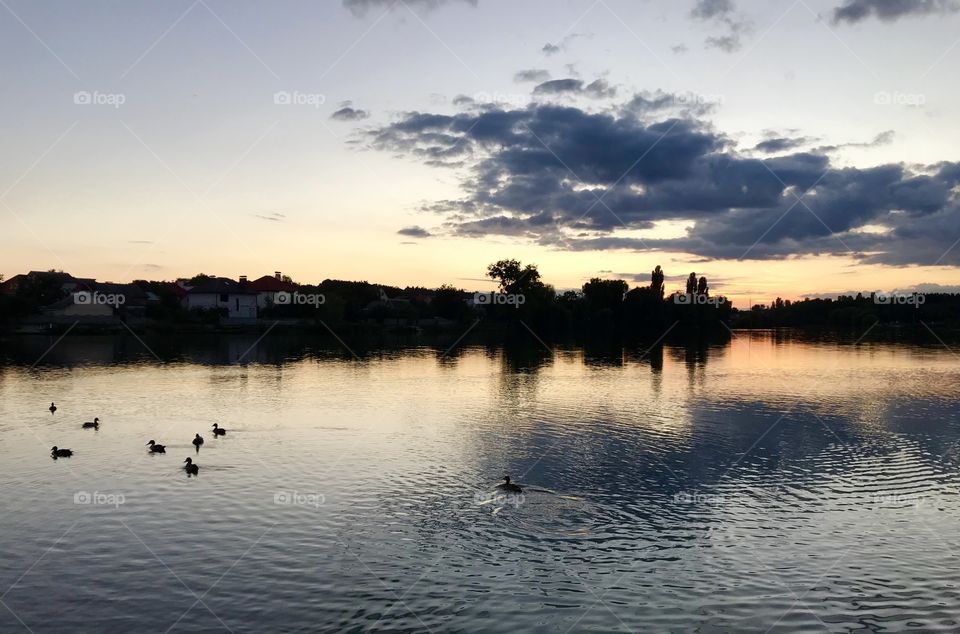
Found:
2,0 -> 960,307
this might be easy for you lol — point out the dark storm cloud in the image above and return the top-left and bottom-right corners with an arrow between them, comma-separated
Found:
754,137 -> 810,153
397,225 -> 433,237
533,78 -> 616,99
331,105 -> 370,121
623,90 -> 720,118
690,0 -> 752,52
343,0 -> 476,17
514,69 -> 551,83
585,79 -> 617,98
815,129 -> 895,152
691,0 -> 735,19
533,79 -> 584,95
705,26 -> 749,53
833,0 -> 959,24
367,99 -> 960,266
542,33 -> 590,56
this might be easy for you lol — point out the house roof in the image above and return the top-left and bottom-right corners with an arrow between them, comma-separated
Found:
249,275 -> 298,293
0,274 -> 27,294
162,281 -> 189,298
27,270 -> 75,282
93,282 -> 147,300
185,277 -> 258,295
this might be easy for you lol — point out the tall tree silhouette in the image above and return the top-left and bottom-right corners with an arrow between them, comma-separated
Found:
697,276 -> 709,296
651,265 -> 665,298
686,272 -> 698,295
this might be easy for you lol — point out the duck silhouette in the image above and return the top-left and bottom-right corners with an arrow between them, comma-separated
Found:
183,457 -> 199,476
51,446 -> 72,458
146,440 -> 166,454
496,475 -> 523,493
212,423 -> 226,437
49,402 -> 57,414
192,434 -> 204,452
82,417 -> 100,429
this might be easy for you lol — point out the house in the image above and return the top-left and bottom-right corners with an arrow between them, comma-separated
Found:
365,287 -> 413,312
249,272 -> 298,309
41,295 -> 115,318
178,276 -> 258,319
40,282 -> 146,319
0,271 -> 94,297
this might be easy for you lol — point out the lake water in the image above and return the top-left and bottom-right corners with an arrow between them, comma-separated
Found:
1,330 -> 960,633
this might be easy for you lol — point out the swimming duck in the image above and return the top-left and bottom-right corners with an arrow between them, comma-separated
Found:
192,434 -> 204,451
82,417 -> 100,429
183,457 -> 199,475
51,446 -> 72,458
49,402 -> 57,414
146,440 -> 166,453
212,423 -> 226,436
496,475 -> 523,493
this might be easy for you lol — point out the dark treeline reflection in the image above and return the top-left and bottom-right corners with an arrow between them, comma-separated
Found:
0,330 -> 731,369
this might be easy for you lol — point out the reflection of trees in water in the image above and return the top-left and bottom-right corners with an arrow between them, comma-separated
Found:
582,340 -> 625,368
4,332 -> 730,378
499,340 -> 553,373
623,342 -> 664,373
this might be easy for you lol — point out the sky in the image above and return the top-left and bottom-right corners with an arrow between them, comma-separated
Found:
1,0 -> 959,307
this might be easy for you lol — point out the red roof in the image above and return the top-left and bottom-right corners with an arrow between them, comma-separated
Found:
249,275 -> 298,292
163,282 -> 189,298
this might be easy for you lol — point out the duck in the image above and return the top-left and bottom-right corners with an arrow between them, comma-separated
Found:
49,402 -> 57,414
192,434 -> 204,451
51,446 -> 72,458
82,417 -> 100,429
496,475 -> 523,493
212,423 -> 226,437
146,440 -> 166,454
183,457 -> 199,475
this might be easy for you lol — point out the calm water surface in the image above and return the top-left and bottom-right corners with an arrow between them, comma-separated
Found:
1,331 -> 959,632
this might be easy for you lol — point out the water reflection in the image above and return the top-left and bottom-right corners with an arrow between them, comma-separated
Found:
1,331 -> 960,632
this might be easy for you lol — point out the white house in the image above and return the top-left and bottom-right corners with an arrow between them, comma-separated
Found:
178,277 -> 258,319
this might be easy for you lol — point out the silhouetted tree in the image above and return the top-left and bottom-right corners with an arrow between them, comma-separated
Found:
686,272 -> 698,295
486,259 -> 542,294
697,276 -> 708,296
582,278 -> 628,312
432,284 -> 469,321
651,265 -> 665,299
